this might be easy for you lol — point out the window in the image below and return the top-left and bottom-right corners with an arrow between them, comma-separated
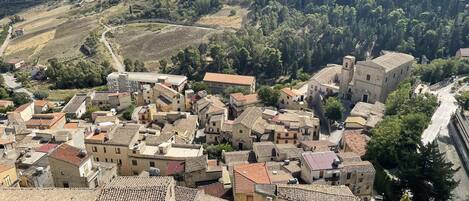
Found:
359,178 -> 363,183
92,146 -> 97,152
366,74 -> 370,81
3,176 -> 11,186
285,140 -> 288,143
118,159 -> 122,165
294,133 -> 297,138
393,73 -> 396,78
150,161 -> 155,167
133,171 -> 138,175
400,69 -> 403,74
239,130 -> 243,133
105,158 -> 108,162
212,122 -> 216,126
111,159 -> 113,163
347,173 -> 351,179
96,157 -> 99,162
103,147 -> 106,153
286,133 -> 289,137
385,77 -> 388,82
61,171 -> 65,176
132,160 -> 138,166
63,182 -> 69,188
115,148 -> 121,154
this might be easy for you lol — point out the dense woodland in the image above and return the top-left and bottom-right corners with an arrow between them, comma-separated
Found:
169,0 -> 468,83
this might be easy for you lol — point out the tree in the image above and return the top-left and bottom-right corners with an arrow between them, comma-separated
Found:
204,143 -> 234,160
159,59 -> 168,73
324,97 -> 344,122
257,86 -> 280,107
12,92 -> 31,105
456,91 -> 469,110
14,71 -> 31,87
400,142 -> 459,201
191,81 -> 208,92
122,104 -> 135,120
33,90 -> 49,100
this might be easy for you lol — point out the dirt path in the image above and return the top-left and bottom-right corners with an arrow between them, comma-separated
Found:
0,26 -> 12,57
101,24 -> 125,72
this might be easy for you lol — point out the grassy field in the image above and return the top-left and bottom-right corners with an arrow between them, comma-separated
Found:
196,5 -> 249,30
110,23 -> 218,70
27,81 -> 103,101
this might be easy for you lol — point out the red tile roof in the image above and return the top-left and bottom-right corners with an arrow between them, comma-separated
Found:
25,113 -> 66,129
233,163 -> 271,194
36,144 -> 58,153
49,144 -> 90,166
64,122 -> 79,129
198,182 -> 227,198
230,93 -> 259,104
281,88 -> 300,97
34,100 -> 53,108
0,163 -> 14,173
0,100 -> 13,107
14,102 -> 32,112
203,72 -> 255,86
343,131 -> 368,156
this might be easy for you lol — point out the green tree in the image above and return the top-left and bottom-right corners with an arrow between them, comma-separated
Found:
456,91 -> 469,110
33,90 -> 49,100
191,81 -> 208,92
324,97 -> 344,122
12,92 -> 31,105
400,142 -> 459,201
14,71 -> 31,87
122,104 -> 135,120
204,143 -> 234,160
257,86 -> 279,107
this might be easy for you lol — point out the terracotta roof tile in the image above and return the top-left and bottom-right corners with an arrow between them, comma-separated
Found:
281,88 -> 300,97
343,131 -> 368,156
234,163 -> 271,184
203,72 -> 255,86
49,144 -> 90,166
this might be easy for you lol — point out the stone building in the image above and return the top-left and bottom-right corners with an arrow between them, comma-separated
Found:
278,88 -> 306,110
107,72 -> 187,93
48,144 -> 100,188
203,72 -> 256,94
339,52 -> 414,103
300,151 -> 375,200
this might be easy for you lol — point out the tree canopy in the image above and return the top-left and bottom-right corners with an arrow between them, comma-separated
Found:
324,97 -> 344,122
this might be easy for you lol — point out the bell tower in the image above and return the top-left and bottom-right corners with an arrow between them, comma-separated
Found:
339,55 -> 356,99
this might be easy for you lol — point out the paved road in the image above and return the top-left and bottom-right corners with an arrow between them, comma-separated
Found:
101,24 -> 125,72
0,26 -> 12,57
440,124 -> 469,200
421,82 -> 458,145
2,73 -> 34,99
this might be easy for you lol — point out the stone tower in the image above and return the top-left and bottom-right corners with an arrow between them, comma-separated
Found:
339,55 -> 356,99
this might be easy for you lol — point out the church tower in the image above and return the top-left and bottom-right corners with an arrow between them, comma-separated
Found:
339,55 -> 356,99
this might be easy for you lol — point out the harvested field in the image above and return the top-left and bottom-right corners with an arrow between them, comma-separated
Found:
111,23 -> 218,70
5,29 -> 56,57
197,5 -> 248,29
2,4 -> 99,63
36,16 -> 98,63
